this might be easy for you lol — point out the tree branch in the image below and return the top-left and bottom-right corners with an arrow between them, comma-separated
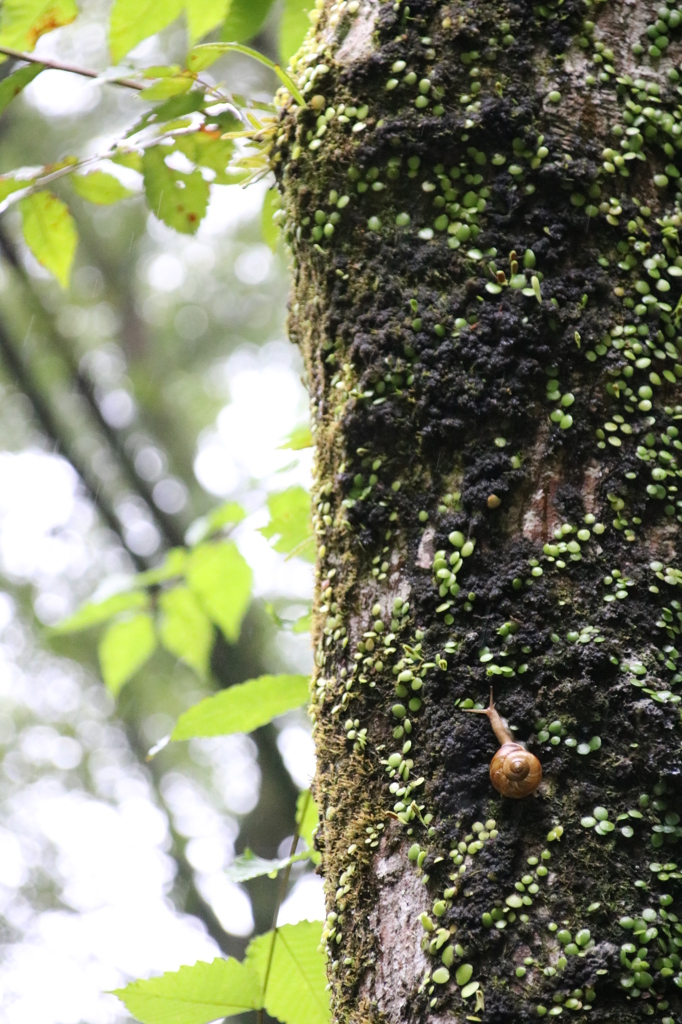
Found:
0,45 -> 143,90
0,230 -> 188,550
0,313 -> 149,571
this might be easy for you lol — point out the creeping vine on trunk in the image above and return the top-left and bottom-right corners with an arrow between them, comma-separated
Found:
275,0 -> 682,1021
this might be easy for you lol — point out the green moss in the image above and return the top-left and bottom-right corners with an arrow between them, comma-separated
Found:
272,0 -> 682,1019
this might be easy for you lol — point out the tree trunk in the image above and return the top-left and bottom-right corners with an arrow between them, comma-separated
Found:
277,1 -> 682,1020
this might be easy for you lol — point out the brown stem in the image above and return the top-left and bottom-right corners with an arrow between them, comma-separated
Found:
0,45 -> 143,90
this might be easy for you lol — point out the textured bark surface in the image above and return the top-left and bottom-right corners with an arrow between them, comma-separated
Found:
276,0 -> 682,1021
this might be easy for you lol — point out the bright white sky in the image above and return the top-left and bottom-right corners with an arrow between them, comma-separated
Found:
0,18 -> 322,1024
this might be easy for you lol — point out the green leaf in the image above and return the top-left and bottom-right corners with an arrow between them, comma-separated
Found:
158,587 -> 214,677
296,790 -> 319,855
20,191 -> 77,288
0,0 -> 77,52
172,673 -> 309,740
51,590 -> 149,634
112,957 -> 262,1024
292,611 -> 312,634
143,145 -> 210,235
0,63 -> 44,115
129,92 -> 209,139
245,922 -> 329,1024
141,64 -> 183,78
109,0 -> 183,63
461,980 -> 480,999
456,963 -> 473,986
260,486 -> 314,562
279,0 -> 312,63
142,76 -> 194,101
202,501 -> 246,532
186,43 -> 226,73
187,42 -> 305,105
0,175 -> 27,203
133,548 -> 189,588
171,131 -> 237,184
112,150 -> 144,172
220,0 -> 276,44
279,424 -> 313,450
187,501 -> 245,544
186,541 -> 252,644
225,848 -> 309,882
261,187 -> 281,252
71,171 -> 134,205
98,614 -> 157,696
186,0 -> 230,43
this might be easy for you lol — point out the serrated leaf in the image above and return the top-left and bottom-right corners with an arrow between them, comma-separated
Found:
245,922 -> 329,1024
260,486 -> 314,562
261,186 -> 281,252
172,674 -> 309,740
98,614 -> 157,696
225,848 -> 309,882
219,0 -> 276,44
296,790 -> 319,853
158,586 -> 213,677
126,93 -> 210,142
112,150 -> 144,172
186,0 -> 230,43
109,0 -> 183,63
143,145 -> 210,235
279,424 -> 313,450
71,171 -> 134,205
51,590 -> 149,635
0,63 -> 44,115
20,191 -> 77,288
279,0 -> 312,63
112,957 -> 262,1024
171,130 -> 236,184
186,541 -> 252,644
0,0 -> 77,52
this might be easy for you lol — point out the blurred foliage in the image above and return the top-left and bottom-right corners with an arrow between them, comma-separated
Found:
0,0 -> 321,1020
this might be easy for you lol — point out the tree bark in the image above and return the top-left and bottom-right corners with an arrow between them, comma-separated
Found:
278,1 -> 682,1021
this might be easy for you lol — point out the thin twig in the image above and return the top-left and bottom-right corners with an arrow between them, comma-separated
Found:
0,116 -> 243,217
0,45 -> 144,89
256,790 -> 310,1023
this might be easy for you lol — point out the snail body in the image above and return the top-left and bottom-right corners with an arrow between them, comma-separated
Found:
464,689 -> 542,799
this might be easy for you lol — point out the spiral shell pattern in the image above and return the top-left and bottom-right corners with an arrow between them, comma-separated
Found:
489,742 -> 542,799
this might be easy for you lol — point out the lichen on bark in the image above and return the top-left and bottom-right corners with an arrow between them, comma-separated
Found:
274,0 -> 682,1020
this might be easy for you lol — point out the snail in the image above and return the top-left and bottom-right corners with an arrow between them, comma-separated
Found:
463,688 -> 542,799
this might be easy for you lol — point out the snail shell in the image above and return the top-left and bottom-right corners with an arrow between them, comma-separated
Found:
463,688 -> 542,799
490,742 -> 542,799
